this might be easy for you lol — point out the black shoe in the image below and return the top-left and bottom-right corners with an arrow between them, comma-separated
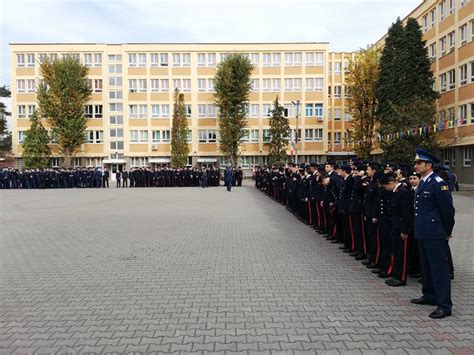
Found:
355,255 -> 367,261
342,249 -> 352,253
450,274 -> 454,280
409,273 -> 422,278
339,246 -> 347,250
385,278 -> 406,287
377,272 -> 390,278
371,268 -> 382,274
349,252 -> 359,257
429,308 -> 452,319
331,240 -> 340,244
410,297 -> 436,306
418,278 -> 423,284
366,263 -> 378,269
361,260 -> 371,265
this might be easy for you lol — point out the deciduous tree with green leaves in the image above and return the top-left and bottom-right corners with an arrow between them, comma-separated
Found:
266,96 -> 290,166
37,55 -> 92,167
214,53 -> 253,167
345,47 -> 380,159
171,88 -> 190,167
22,110 -> 51,168
0,85 -> 11,154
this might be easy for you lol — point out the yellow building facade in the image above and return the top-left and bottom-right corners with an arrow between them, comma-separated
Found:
10,43 -> 355,173
376,0 -> 474,182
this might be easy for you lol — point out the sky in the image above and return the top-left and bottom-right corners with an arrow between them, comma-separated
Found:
0,0 -> 422,129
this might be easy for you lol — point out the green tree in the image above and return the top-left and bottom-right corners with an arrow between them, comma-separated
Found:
214,53 -> 253,166
22,110 -> 51,168
346,47 -> 381,159
376,18 -> 439,164
266,96 -> 290,166
37,55 -> 92,167
0,85 -> 11,155
171,88 -> 190,167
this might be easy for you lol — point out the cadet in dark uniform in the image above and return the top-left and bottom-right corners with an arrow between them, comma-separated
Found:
411,148 -> 455,319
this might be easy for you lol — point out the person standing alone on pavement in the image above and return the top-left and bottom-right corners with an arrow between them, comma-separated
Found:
224,165 -> 233,192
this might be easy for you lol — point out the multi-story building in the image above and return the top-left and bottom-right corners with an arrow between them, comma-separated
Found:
376,0 -> 474,183
10,43 -> 355,175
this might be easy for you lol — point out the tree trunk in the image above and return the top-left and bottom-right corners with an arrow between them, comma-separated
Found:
63,147 -> 72,168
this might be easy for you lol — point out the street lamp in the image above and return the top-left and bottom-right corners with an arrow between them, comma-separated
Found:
291,100 -> 300,164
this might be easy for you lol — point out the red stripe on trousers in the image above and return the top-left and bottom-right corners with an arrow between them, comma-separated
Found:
387,255 -> 395,276
401,239 -> 408,282
361,215 -> 367,256
348,215 -> 355,251
308,201 -> 313,225
375,225 -> 381,265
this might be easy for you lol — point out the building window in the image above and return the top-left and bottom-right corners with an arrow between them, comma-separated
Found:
208,53 -> 216,66
448,69 -> 456,89
334,86 -> 341,98
186,104 -> 192,117
198,53 -> 206,66
182,53 -> 191,66
160,53 -> 169,66
440,37 -> 447,55
108,64 -> 122,74
109,115 -> 123,125
208,130 -> 217,143
139,104 -> 147,118
440,73 -> 447,91
315,104 -> 323,118
460,24 -> 468,45
161,105 -> 170,117
305,129 -> 314,142
440,0 -> 446,20
334,132 -> 341,144
109,103 -> 123,112
459,104 -> 467,124
251,79 -> 259,92
464,146 -> 471,166
86,130 -> 94,143
51,158 -> 60,168
138,53 -> 146,67
172,53 -> 181,66
199,130 -> 207,143
460,64 -> 468,85
449,0 -> 455,14
208,79 -> 215,92
430,43 -> 436,61
18,131 -> 26,143
263,104 -> 272,118
95,130 -> 103,143
84,105 -> 93,118
334,62 -> 342,74
315,129 -> 323,141
423,15 -> 429,32
150,53 -> 159,66
470,102 -> 474,124
152,130 -> 161,143
250,129 -> 259,143
109,128 -> 124,138
250,104 -> 259,117
138,79 -> 147,93
16,54 -> 25,67
18,105 -> 26,119
187,130 -> 193,143
263,129 -> 271,143
305,104 -> 314,117
94,105 -> 103,119
128,54 -> 137,67
198,104 -> 207,118
130,130 -> 138,143
139,130 -> 148,143
109,77 -> 123,87
334,109 -> 341,120
250,53 -> 259,66
198,79 -> 206,92
448,31 -> 456,51
470,61 -> 474,82
430,8 -> 436,27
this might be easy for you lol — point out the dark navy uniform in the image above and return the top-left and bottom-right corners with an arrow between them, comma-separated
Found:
413,148 -> 455,317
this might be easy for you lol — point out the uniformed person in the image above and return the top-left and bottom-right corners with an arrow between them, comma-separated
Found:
410,148 -> 455,319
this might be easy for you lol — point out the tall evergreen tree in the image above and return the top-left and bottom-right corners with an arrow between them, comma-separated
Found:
37,55 -> 92,167
22,110 -> 51,168
171,88 -> 189,167
346,47 -> 380,159
376,18 -> 439,164
0,85 -> 11,155
266,96 -> 290,166
214,53 -> 253,166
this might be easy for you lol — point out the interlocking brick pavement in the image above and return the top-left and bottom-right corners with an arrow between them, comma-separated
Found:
0,183 -> 473,355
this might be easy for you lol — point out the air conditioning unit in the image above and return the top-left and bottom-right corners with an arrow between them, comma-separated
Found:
152,145 -> 158,151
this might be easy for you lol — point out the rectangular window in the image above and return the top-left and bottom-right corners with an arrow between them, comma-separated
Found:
315,104 -> 323,118
460,64 -> 468,85
250,53 -> 259,66
182,53 -> 191,66
460,24 -> 468,44
160,79 -> 169,92
139,130 -> 148,142
160,53 -> 169,66
27,79 -> 35,93
251,79 -> 259,92
305,129 -> 314,141
94,53 -> 102,67
306,78 -> 315,92
334,62 -> 342,74
263,104 -> 272,117
198,53 -> 206,66
294,78 -> 302,91
334,132 -> 341,144
130,130 -> 138,143
109,77 -> 123,87
423,15 -> 428,32
109,115 -> 123,125
198,79 -> 206,92
94,105 -> 103,118
440,73 -> 447,91
315,78 -> 323,92
315,129 -> 323,141
172,79 -> 181,90
208,129 -> 217,143
186,104 -> 192,117
138,53 -> 146,67
138,79 -> 147,93
151,104 -> 160,118
208,104 -> 217,118
241,129 -> 250,143
263,53 -> 271,66
440,37 -> 447,55
464,146 -> 471,166
129,104 -> 138,118
315,52 -> 324,66
250,129 -> 259,143
138,104 -> 147,118
172,53 -> 181,66
150,53 -> 159,66
128,53 -> 137,67
108,54 -> 121,61
263,78 -> 271,91
431,8 -> 436,27
250,104 -> 259,117
84,53 -> 92,66
448,31 -> 456,50
305,104 -> 314,117
284,78 -> 293,91
95,130 -> 103,144
151,79 -> 159,92
334,86 -> 342,98
84,105 -> 93,118
152,130 -> 161,143
207,53 -> 216,66
17,54 -> 25,67
208,79 -> 215,92
18,105 -> 26,118
459,104 -> 467,124
306,52 -> 315,66
86,130 -> 94,143
334,108 -> 341,120
94,79 -> 102,92
198,104 -> 207,118
440,0 -> 446,20
220,53 -> 228,62
199,130 -> 207,143
109,103 -> 123,112
470,102 -> 474,123
108,64 -> 122,74
272,53 -> 281,66
449,0 -> 455,14
182,79 -> 191,92
161,105 -> 170,117
430,43 -> 437,60
448,69 -> 456,89
27,105 -> 35,117
285,52 -> 293,66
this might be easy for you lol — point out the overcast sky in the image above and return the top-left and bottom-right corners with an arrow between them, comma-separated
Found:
0,0 -> 421,128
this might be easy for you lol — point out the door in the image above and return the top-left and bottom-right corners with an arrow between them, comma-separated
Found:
110,164 -> 123,180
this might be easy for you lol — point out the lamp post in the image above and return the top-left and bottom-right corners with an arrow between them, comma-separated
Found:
291,100 -> 300,164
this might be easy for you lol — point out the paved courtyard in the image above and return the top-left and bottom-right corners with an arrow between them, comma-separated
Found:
0,183 -> 473,355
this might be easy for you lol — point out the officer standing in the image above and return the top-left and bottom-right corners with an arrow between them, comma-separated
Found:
411,148 -> 455,319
